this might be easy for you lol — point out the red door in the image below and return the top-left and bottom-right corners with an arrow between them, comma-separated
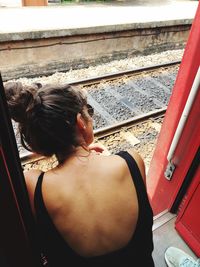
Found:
147,2 -> 200,215
147,1 -> 200,256
175,164 -> 200,257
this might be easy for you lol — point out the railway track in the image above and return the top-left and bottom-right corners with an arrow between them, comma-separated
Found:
68,60 -> 180,87
18,61 -> 179,166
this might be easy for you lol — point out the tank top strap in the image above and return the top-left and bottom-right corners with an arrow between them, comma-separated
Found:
34,172 -> 45,220
116,151 -> 147,204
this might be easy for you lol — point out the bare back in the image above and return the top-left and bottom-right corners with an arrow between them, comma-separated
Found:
25,150 -> 144,257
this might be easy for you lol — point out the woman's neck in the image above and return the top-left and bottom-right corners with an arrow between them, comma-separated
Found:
74,145 -> 90,157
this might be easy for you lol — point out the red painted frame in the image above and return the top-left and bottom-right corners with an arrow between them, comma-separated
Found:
175,167 -> 200,257
147,2 -> 200,215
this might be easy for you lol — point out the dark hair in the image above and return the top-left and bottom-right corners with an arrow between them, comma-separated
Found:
5,81 -> 88,163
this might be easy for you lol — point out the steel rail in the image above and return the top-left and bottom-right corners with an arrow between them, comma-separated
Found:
68,60 -> 180,87
94,107 -> 166,138
20,152 -> 46,166
20,107 -> 166,165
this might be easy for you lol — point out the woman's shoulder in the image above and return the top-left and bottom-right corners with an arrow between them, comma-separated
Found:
24,169 -> 43,188
104,149 -> 146,183
96,153 -> 127,173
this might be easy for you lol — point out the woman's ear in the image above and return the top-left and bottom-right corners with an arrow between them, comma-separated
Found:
77,113 -> 86,131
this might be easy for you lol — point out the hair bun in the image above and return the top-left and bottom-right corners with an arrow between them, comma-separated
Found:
4,81 -> 38,123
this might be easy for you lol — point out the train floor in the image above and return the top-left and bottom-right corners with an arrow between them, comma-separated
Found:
153,210 -> 198,267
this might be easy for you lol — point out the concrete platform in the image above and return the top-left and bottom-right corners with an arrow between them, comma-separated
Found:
0,1 -> 198,80
0,1 -> 198,40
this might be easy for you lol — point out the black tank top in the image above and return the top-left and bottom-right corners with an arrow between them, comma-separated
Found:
34,151 -> 154,267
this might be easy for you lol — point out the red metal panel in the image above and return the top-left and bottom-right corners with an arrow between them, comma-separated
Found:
175,167 -> 200,257
147,2 -> 200,215
0,147 -> 36,267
